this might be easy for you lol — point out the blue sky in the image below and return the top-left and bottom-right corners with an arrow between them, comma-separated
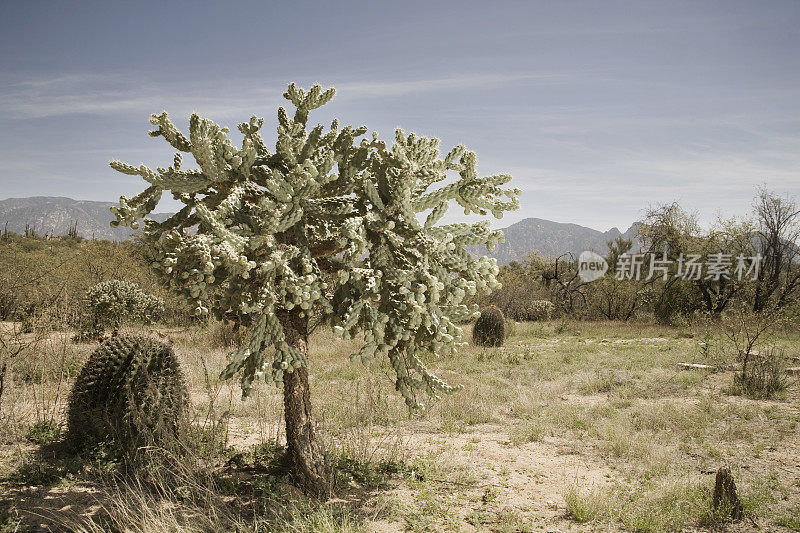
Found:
1,0 -> 799,231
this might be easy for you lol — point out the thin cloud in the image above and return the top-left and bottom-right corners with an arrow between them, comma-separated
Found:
0,71 -> 561,120
0,73 -> 286,120
333,73 -> 562,99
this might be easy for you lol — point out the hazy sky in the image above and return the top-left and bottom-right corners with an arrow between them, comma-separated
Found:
1,1 -> 798,231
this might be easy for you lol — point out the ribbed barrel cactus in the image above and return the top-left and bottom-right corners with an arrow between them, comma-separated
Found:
109,83 -> 519,494
473,307 -> 506,347
67,335 -> 189,456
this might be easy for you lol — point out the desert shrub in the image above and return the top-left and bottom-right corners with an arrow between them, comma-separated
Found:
67,334 -> 189,458
78,280 -> 164,339
473,307 -> 506,347
733,345 -> 787,399
507,299 -> 554,322
652,280 -> 703,325
0,290 -> 17,321
18,304 -> 64,338
27,419 -> 61,446
478,256 -> 561,320
0,233 -> 191,328
723,305 -> 790,399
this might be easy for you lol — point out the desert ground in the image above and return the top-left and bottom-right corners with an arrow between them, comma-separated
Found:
1,319 -> 799,532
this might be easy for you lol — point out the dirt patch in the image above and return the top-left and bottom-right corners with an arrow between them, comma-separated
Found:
4,484 -> 106,532
373,423 -> 615,530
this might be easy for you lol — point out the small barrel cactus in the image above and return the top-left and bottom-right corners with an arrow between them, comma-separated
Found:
473,307 -> 506,347
67,334 -> 189,455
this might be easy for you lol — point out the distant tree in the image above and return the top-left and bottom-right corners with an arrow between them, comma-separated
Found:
592,236 -> 641,320
485,253 -> 554,321
541,252 -> 587,316
639,203 -> 748,317
752,188 -> 800,312
109,84 -> 519,495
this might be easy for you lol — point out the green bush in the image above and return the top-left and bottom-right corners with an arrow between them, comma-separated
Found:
26,419 -> 61,446
512,299 -> 554,322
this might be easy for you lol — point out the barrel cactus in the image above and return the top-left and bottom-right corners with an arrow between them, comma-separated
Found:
67,334 -> 189,456
473,307 -> 506,347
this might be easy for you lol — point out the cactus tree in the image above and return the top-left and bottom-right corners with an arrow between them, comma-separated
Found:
110,84 -> 519,495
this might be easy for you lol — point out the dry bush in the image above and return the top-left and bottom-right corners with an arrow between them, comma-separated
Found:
723,306 -> 790,399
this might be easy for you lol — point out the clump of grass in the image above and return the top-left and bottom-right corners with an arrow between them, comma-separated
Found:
509,417 -> 547,445
335,451 -> 402,489
731,346 -> 788,400
564,484 -> 600,522
564,475 -> 736,532
578,369 -> 630,394
433,382 -> 496,431
775,504 -> 800,530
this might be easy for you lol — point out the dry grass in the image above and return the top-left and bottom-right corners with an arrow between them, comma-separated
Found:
1,317 -> 799,531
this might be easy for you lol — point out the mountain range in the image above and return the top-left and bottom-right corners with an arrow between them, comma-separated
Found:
0,197 -> 172,241
0,197 -> 640,264
470,217 -> 640,265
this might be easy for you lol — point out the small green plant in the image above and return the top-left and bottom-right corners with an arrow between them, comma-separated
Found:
0,506 -> 19,533
26,419 -> 61,446
9,453 -> 82,487
555,316 -> 571,334
473,307 -> 506,347
697,330 -> 713,359
335,453 -> 396,488
481,486 -> 498,503
776,504 -> 800,530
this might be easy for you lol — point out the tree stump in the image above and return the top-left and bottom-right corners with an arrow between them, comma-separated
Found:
712,467 -> 743,520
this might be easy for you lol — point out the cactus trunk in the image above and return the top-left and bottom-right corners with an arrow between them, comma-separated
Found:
279,311 -> 332,497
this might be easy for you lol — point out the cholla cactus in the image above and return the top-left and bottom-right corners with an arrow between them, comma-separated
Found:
110,83 -> 519,494
83,280 -> 164,337
528,300 -> 555,321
